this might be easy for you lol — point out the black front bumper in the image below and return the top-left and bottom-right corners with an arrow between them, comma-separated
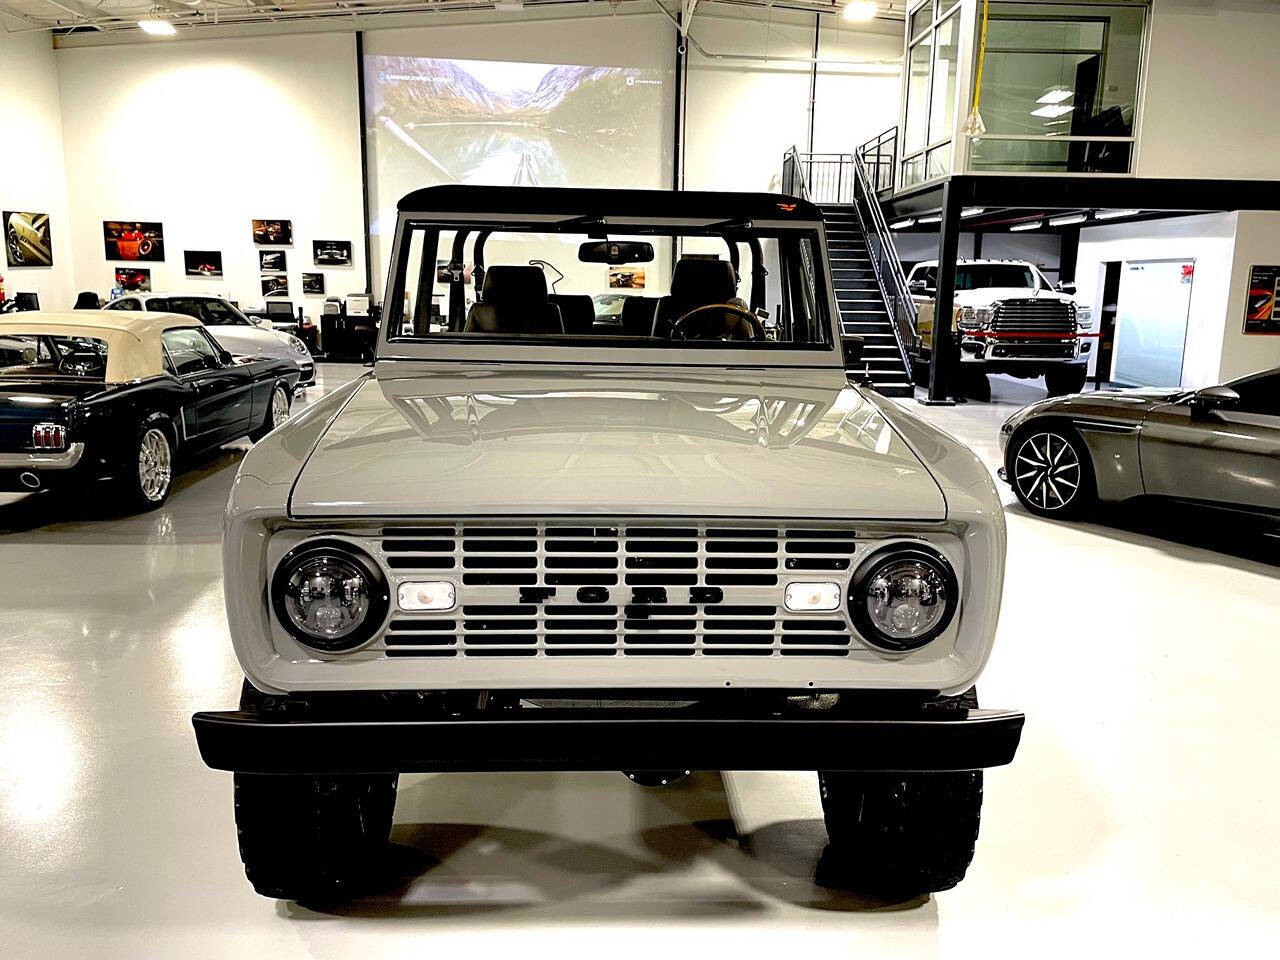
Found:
192,696 -> 1024,775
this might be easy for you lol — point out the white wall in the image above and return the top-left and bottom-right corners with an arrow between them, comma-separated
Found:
1219,211 -> 1280,381
55,32 -> 366,315
1138,0 -> 1280,178
1075,213 -> 1238,388
682,8 -> 902,192
0,23 -> 75,311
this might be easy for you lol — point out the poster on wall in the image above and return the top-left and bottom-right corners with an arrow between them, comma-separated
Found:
608,267 -> 645,289
261,274 -> 289,298
252,219 -> 293,245
115,267 -> 151,292
103,221 -> 165,262
4,211 -> 53,267
302,273 -> 325,295
259,250 -> 287,272
313,240 -> 352,266
1243,265 -> 1280,334
184,250 -> 223,277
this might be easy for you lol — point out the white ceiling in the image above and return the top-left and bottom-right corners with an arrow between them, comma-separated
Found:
0,0 -> 905,36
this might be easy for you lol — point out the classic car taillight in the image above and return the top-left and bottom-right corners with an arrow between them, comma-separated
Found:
31,423 -> 66,449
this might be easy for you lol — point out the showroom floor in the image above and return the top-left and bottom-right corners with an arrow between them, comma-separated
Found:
1,366 -> 1276,959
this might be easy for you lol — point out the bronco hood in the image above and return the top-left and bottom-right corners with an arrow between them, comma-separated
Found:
288,368 -> 947,521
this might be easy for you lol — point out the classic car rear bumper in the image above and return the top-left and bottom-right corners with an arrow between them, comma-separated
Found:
192,697 -> 1024,775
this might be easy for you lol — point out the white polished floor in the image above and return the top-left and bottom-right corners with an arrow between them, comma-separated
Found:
1,367 -> 1277,959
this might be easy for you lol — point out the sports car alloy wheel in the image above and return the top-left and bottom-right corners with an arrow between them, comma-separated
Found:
1013,431 -> 1081,511
138,428 -> 172,503
271,386 -> 290,428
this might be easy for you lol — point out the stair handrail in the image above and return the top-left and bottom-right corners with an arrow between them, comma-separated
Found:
848,152 -> 918,376
782,145 -> 810,200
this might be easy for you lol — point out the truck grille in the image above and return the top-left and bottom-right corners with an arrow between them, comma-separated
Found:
991,298 -> 1075,334
378,521 -> 860,658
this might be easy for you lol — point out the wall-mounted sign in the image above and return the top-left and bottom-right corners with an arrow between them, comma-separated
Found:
1244,265 -> 1280,334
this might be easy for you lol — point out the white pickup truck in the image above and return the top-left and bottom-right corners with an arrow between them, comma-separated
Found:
907,258 -> 1093,397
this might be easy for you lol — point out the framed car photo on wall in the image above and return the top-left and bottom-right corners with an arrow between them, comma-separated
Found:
253,219 -> 293,246
103,221 -> 164,262
4,211 -> 53,267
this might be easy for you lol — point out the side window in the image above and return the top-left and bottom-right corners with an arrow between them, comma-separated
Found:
162,328 -> 221,376
201,300 -> 248,326
108,298 -> 140,311
1230,372 -> 1280,417
165,298 -> 204,321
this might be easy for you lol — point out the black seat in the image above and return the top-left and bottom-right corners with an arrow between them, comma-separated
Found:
465,265 -> 564,335
73,291 -> 100,310
620,296 -> 658,337
549,294 -> 596,335
652,259 -> 740,338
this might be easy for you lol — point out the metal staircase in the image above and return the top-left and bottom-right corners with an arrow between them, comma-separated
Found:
782,149 -> 915,397
820,204 -> 913,396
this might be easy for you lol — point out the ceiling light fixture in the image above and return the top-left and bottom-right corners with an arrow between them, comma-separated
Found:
1049,213 -> 1088,227
138,18 -> 176,35
1031,104 -> 1073,119
1010,221 -> 1042,232
1095,208 -> 1141,220
916,213 -> 943,225
843,1 -> 878,22
961,207 -> 987,218
1037,86 -> 1074,105
889,218 -> 915,230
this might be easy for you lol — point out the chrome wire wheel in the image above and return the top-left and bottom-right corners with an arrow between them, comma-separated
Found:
1013,431 -> 1081,512
270,386 -> 290,428
137,427 -> 172,503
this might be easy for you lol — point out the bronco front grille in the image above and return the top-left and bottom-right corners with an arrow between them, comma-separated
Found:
991,298 -> 1075,333
378,522 -> 861,658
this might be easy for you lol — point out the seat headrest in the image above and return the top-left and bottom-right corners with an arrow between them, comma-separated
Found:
482,265 -> 549,305
670,258 -> 737,306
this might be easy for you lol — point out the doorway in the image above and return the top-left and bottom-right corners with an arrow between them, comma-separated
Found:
1111,259 -> 1195,388
1094,260 -> 1121,387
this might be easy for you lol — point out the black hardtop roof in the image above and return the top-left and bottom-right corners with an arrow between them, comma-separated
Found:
396,184 -> 823,222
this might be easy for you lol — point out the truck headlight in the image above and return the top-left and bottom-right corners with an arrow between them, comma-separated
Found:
1076,305 -> 1093,329
957,306 -> 993,331
849,545 -> 958,651
271,541 -> 389,651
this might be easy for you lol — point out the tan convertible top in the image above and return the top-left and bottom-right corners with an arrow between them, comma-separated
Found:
0,310 -> 199,383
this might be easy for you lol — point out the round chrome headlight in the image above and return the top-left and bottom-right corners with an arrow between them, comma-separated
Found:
271,541 -> 388,651
849,545 -> 958,651
288,336 -> 307,355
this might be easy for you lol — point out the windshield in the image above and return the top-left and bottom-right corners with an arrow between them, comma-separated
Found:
954,264 -> 1037,290
151,297 -> 252,326
0,335 -> 108,380
387,218 -> 832,351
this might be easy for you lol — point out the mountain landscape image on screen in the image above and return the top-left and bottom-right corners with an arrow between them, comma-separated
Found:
367,55 -> 666,199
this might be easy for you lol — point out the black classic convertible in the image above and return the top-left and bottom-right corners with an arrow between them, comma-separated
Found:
0,311 -> 300,511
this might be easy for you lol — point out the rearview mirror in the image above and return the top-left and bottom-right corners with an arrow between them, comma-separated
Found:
578,241 -> 655,265
1189,384 -> 1239,417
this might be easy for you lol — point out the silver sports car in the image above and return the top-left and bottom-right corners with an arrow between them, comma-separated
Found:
999,367 -> 1280,520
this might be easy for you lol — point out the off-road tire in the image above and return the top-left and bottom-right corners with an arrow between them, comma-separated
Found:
818,688 -> 983,898
232,682 -> 398,901
1044,364 -> 1088,397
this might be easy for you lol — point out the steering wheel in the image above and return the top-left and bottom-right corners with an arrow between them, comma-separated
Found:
670,303 -> 767,342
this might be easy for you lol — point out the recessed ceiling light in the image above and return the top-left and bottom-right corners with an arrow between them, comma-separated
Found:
1031,104 -> 1073,119
1049,213 -> 1088,227
843,1 -> 877,22
1010,221 -> 1042,232
1095,208 -> 1141,220
889,218 -> 915,230
138,18 -> 176,35
1037,86 -> 1074,105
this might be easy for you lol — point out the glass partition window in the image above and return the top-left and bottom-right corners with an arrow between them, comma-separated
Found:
968,1 -> 1146,174
901,1 -> 963,189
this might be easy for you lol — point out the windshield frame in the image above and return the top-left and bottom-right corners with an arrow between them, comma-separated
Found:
377,208 -> 845,371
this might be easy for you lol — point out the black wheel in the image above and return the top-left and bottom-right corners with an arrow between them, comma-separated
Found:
1044,364 -> 1088,396
818,689 -> 982,898
233,682 -> 398,901
249,383 -> 291,442
120,418 -> 174,512
1007,424 -> 1095,519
